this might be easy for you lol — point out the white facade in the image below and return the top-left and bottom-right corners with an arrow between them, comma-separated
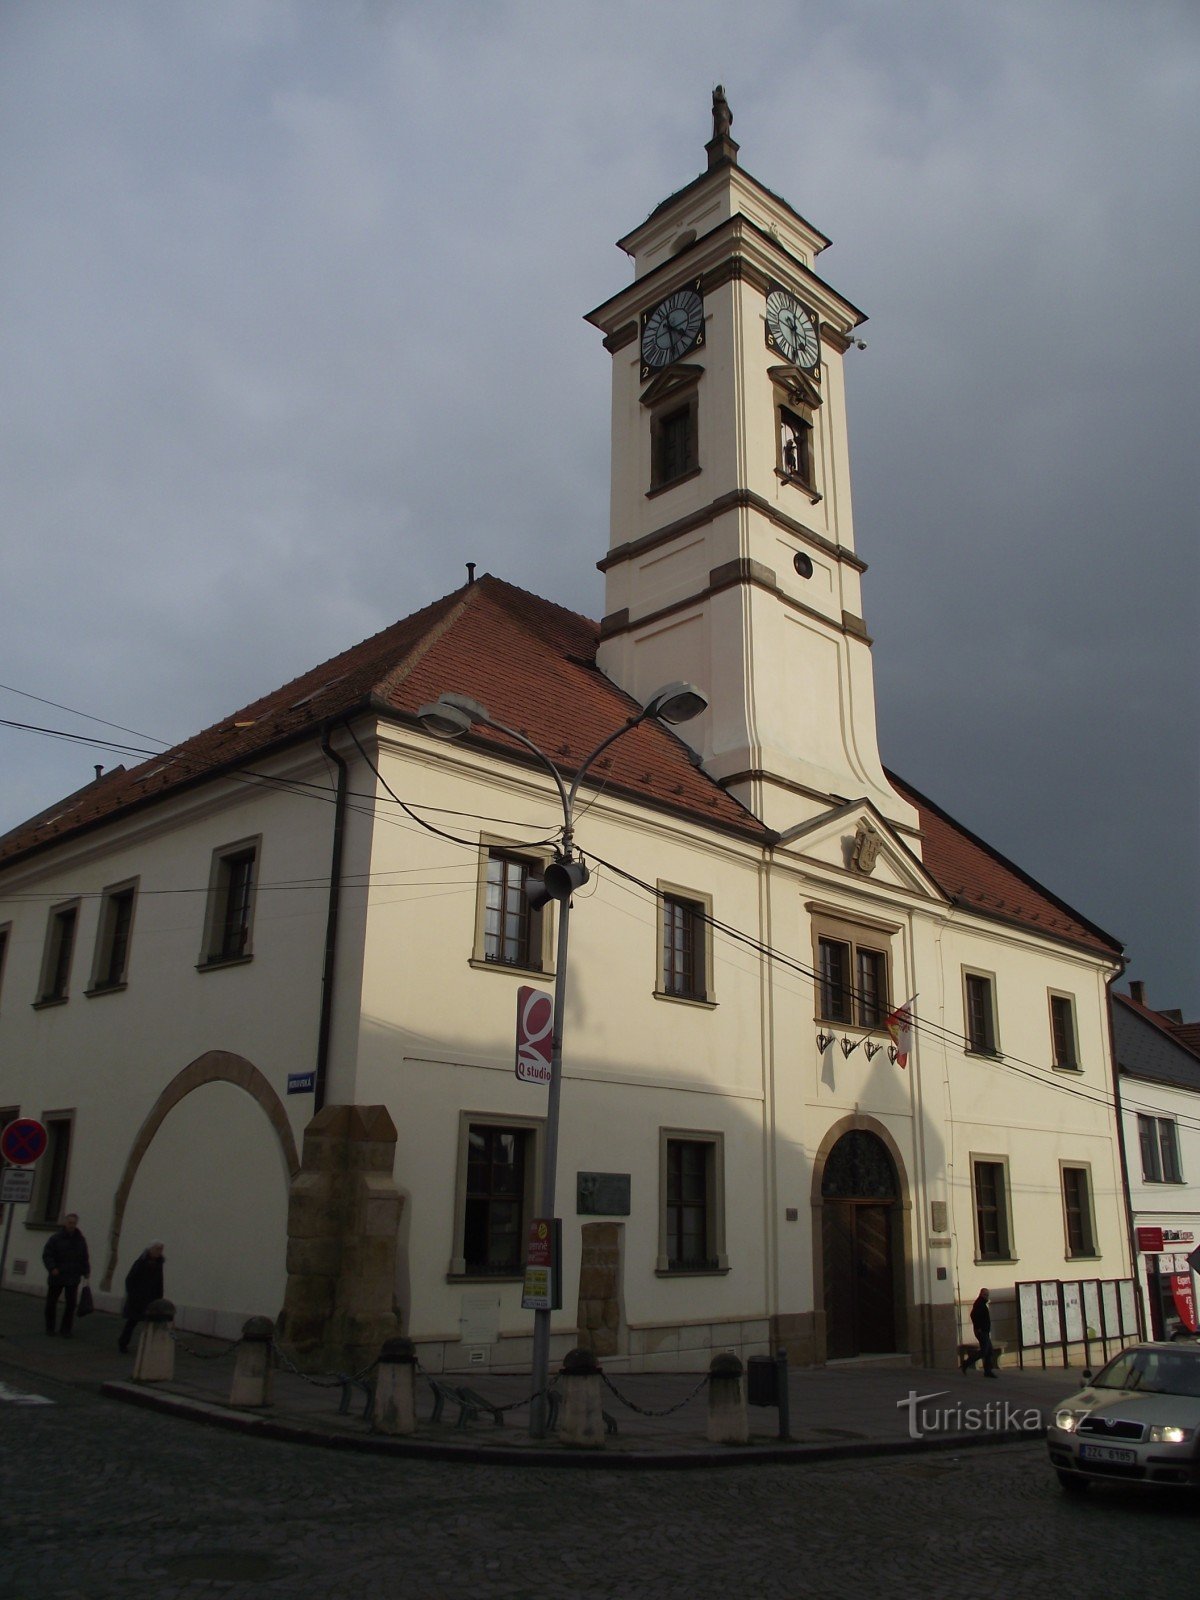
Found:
0,110 -> 1132,1371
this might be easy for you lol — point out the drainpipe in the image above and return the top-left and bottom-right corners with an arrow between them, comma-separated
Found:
314,721 -> 350,1113
1105,961 -> 1143,1337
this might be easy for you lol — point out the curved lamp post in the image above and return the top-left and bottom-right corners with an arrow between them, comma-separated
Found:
418,681 -> 708,1436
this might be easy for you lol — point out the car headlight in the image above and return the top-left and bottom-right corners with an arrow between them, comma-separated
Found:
1054,1409 -> 1082,1433
1149,1425 -> 1193,1444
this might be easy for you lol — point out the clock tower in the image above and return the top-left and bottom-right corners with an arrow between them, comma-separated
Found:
587,92 -> 917,839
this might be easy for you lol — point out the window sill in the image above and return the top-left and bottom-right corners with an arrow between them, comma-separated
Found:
468,957 -> 552,981
196,954 -> 254,972
646,465 -> 701,500
31,996 -> 68,1010
774,467 -> 822,504
656,1265 -> 731,1278
85,982 -> 128,999
974,1256 -> 1018,1266
1067,1253 -> 1101,1261
653,989 -> 717,1010
1052,1064 -> 1083,1073
1142,1178 -> 1186,1185
445,1272 -> 525,1284
965,1048 -> 1004,1062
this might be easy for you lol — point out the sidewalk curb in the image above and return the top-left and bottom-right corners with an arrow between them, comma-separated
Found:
100,1379 -> 1047,1471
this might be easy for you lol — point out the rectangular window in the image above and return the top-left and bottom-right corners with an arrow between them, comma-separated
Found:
658,1129 -> 727,1274
964,971 -> 998,1055
1139,1114 -> 1183,1183
1049,993 -> 1078,1069
89,881 -> 137,992
972,1157 -> 1012,1261
483,851 -> 543,969
36,903 -> 79,1004
0,924 -> 9,1009
0,1107 -> 18,1224
201,841 -> 259,965
657,889 -> 714,1003
818,936 -> 889,1028
31,1114 -> 73,1226
1061,1164 -> 1097,1257
650,397 -> 698,491
449,1114 -> 541,1278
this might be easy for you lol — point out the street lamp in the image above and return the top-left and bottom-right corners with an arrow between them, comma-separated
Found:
417,680 -> 708,1436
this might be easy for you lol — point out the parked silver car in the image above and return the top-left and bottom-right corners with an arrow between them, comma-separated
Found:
1047,1342 -> 1200,1492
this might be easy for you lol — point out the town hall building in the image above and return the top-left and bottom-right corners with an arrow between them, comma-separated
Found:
0,98 -> 1131,1374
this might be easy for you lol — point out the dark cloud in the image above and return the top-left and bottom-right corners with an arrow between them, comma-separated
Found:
1,1 -> 1196,1009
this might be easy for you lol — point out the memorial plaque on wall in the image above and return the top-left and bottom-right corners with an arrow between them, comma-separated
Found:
576,1172 -> 631,1215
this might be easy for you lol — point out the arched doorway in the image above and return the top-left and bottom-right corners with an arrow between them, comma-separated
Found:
820,1129 -> 901,1359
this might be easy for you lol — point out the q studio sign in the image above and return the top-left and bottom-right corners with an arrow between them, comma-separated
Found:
515,986 -> 554,1085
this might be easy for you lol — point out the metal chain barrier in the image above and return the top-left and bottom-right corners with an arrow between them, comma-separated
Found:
271,1338 -> 378,1389
413,1355 -> 559,1416
599,1369 -> 710,1417
166,1327 -> 243,1360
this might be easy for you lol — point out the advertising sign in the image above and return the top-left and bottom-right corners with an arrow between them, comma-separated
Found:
1062,1281 -> 1085,1343
1137,1226 -> 1165,1253
515,987 -> 554,1085
1169,1273 -> 1198,1333
522,1218 -> 552,1309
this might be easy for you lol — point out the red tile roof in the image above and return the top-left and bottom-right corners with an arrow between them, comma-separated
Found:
887,772 -> 1123,959
1115,990 -> 1200,1060
0,577 -> 767,867
0,574 -> 1125,962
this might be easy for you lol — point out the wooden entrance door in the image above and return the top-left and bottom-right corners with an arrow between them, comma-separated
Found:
822,1201 -> 896,1358
820,1130 -> 901,1359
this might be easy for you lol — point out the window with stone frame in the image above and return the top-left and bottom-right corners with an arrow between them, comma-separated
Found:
650,395 -> 698,491
972,1156 -> 1013,1261
657,1129 -> 728,1274
964,970 -> 999,1055
448,1113 -> 542,1279
1138,1114 -> 1183,1184
1061,1163 -> 1097,1257
657,887 -> 715,1004
1049,992 -> 1079,1070
817,936 -> 889,1028
36,902 -> 79,1005
200,841 -> 259,966
89,881 -> 137,993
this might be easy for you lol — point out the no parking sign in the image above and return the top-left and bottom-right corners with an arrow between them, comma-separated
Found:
0,1119 -> 47,1166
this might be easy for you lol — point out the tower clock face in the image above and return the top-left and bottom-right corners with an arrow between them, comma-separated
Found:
641,284 -> 704,375
765,288 -> 820,371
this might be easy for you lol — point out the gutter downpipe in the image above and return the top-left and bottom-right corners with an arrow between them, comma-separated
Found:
1105,959 -> 1143,1337
314,720 -> 350,1114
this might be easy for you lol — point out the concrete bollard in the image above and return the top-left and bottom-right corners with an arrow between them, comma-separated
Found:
229,1316 -> 275,1408
557,1346 -> 605,1449
707,1352 -> 749,1444
132,1298 -> 176,1383
371,1337 -> 417,1435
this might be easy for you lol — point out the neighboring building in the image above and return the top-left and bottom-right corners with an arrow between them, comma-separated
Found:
1114,984 -> 1200,1338
0,100 -> 1130,1372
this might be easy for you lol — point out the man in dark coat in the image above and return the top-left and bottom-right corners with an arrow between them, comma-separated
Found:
118,1243 -> 165,1354
43,1212 -> 90,1336
969,1287 -> 998,1377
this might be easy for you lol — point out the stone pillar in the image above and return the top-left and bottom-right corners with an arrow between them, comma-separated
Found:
132,1298 -> 175,1383
575,1222 -> 624,1358
229,1316 -> 275,1408
557,1346 -> 605,1449
278,1105 -> 403,1373
371,1336 -> 418,1436
707,1352 -> 749,1444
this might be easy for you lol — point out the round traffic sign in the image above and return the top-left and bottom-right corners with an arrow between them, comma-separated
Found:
0,1118 -> 47,1166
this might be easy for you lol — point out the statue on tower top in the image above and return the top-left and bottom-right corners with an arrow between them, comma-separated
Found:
707,84 -> 739,169
711,85 -> 733,141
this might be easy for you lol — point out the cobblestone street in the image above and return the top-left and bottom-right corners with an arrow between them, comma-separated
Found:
3,1357 -> 1198,1600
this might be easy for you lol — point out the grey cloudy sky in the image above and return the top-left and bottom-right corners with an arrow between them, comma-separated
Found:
2,0 -> 1197,1012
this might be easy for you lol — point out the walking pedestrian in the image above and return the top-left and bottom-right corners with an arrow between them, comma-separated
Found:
970,1286 -> 998,1378
118,1242 -> 165,1354
43,1213 -> 90,1337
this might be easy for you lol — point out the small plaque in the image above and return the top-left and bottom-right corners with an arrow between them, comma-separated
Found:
576,1172 -> 631,1216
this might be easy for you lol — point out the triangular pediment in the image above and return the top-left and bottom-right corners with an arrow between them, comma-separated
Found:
639,363 -> 704,408
767,363 -> 822,409
777,799 -> 946,902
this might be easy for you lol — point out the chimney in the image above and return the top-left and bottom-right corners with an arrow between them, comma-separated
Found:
1129,980 -> 1146,1006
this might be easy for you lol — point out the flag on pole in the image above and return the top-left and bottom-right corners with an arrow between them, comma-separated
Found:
885,996 -> 916,1069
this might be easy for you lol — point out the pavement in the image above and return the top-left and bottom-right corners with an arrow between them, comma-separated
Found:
0,1286 -> 1085,1468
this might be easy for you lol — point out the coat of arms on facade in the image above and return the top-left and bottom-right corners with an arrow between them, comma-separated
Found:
850,819 -> 881,875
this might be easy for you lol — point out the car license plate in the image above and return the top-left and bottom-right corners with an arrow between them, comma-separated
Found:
1080,1443 -> 1136,1464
